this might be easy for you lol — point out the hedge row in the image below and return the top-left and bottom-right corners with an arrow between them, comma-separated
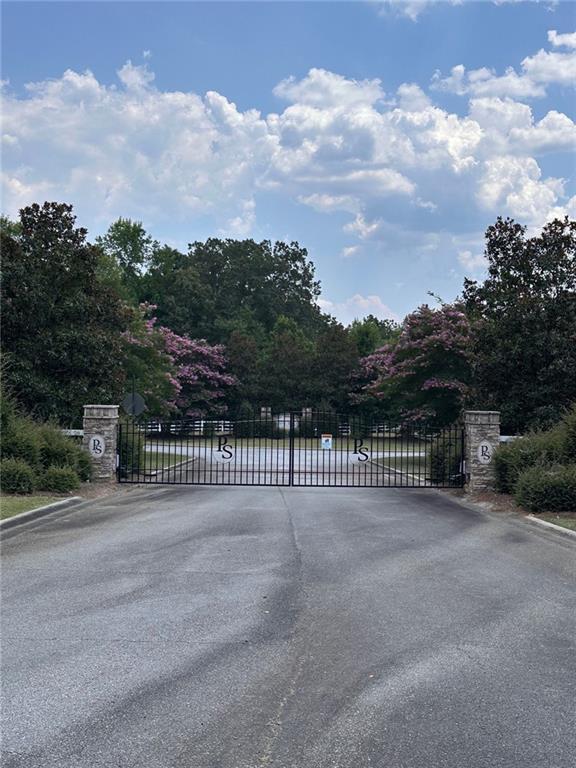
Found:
493,404 -> 576,512
0,394 -> 90,494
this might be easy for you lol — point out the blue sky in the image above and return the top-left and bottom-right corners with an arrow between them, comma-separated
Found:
2,1 -> 575,322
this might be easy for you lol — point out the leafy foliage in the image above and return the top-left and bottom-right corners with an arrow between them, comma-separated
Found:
117,418 -> 146,476
515,464 -> 576,513
40,466 -> 81,493
353,304 -> 470,427
0,384 -> 91,492
493,405 -> 576,494
96,218 -> 158,300
1,203 -> 128,424
464,216 -> 576,433
0,458 -> 36,494
141,238 -> 324,342
348,315 -> 400,357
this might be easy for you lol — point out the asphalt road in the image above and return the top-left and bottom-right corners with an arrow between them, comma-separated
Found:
1,486 -> 575,767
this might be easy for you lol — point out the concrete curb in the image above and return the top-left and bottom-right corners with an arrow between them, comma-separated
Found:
526,514 -> 576,539
436,489 -> 576,543
0,496 -> 85,531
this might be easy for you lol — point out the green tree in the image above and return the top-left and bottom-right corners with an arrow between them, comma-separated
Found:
310,323 -> 359,410
1,203 -> 129,424
259,316 -> 315,410
0,214 -> 21,238
353,304 -> 471,427
96,218 -> 158,300
463,216 -> 576,432
141,238 -> 324,342
348,315 -> 400,356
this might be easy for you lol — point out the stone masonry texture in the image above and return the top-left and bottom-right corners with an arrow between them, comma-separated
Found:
464,410 -> 501,492
82,405 -> 119,482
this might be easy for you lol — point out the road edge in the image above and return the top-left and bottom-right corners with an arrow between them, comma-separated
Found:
0,496 -> 85,531
436,489 -> 576,543
525,514 -> 576,539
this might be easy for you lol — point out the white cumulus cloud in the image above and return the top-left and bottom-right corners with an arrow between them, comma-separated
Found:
318,293 -> 398,324
432,34 -> 576,99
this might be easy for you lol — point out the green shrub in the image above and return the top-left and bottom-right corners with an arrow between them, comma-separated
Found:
75,450 -> 93,482
298,409 -> 339,439
493,427 -> 566,494
118,419 -> 145,477
37,423 -> 78,469
234,402 -> 254,438
515,464 -> 576,513
1,417 -> 41,468
428,436 -> 463,485
0,389 -> 16,436
0,458 -> 36,494
561,404 -> 576,461
40,466 -> 80,493
253,418 -> 282,439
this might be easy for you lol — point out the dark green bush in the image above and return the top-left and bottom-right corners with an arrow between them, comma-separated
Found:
1,417 -> 41,468
118,419 -> 146,476
515,464 -> 576,513
298,409 -> 339,439
234,402 -> 255,438
428,436 -> 463,485
0,458 -> 36,494
40,466 -> 80,493
0,388 -> 16,435
493,427 -> 566,494
253,418 -> 282,439
562,404 -> 576,461
37,424 -> 78,469
75,450 -> 93,482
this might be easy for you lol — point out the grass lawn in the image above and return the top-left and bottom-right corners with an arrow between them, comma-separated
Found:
142,449 -> 187,472
373,455 -> 429,477
0,495 -> 61,520
538,513 -> 576,531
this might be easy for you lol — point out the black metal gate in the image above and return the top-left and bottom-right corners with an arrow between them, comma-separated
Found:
117,412 -> 464,488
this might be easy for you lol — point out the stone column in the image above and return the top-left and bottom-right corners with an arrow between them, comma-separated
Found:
464,410 -> 500,492
82,405 -> 119,482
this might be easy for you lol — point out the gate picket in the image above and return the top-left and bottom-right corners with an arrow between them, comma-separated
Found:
117,412 -> 464,488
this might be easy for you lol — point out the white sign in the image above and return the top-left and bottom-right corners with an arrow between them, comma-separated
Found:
349,438 -> 370,464
321,434 -> 333,450
88,434 -> 106,457
213,437 -> 234,463
477,440 -> 493,465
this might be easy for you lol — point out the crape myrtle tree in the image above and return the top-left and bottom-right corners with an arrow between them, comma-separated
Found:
159,325 -> 236,417
352,304 -> 471,427
463,216 -> 576,433
122,305 -> 237,418
1,203 -> 129,425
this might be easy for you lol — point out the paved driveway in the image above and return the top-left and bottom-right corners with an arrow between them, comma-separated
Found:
1,487 -> 575,767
